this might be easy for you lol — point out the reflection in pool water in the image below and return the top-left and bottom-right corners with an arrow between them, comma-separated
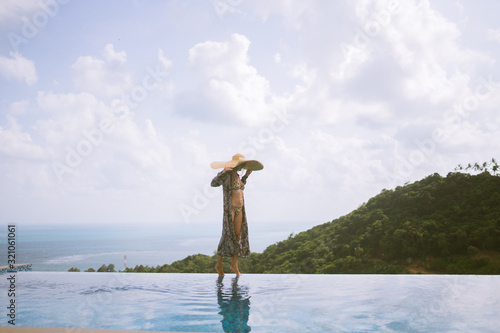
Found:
217,276 -> 251,332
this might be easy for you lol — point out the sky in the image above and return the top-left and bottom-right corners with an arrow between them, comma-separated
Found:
1,0 -> 499,238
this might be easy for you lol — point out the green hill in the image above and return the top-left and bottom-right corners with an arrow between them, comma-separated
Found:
244,170 -> 500,274
122,168 -> 500,274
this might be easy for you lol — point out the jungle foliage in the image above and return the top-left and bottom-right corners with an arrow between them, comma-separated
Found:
90,167 -> 500,274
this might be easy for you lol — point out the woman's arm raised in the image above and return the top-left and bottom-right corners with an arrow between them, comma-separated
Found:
241,170 -> 252,184
211,166 -> 233,187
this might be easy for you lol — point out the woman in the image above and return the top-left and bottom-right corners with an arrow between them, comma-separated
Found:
211,154 -> 263,276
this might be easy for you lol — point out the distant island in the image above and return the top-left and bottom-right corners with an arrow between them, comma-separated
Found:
70,160 -> 500,274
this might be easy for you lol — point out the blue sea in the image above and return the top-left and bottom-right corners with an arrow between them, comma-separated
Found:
0,224 -> 290,272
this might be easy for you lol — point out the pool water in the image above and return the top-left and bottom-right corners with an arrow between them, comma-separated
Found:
2,272 -> 499,332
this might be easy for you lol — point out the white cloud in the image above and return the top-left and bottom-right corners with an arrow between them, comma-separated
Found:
154,48 -> 174,95
0,91 -> 179,198
274,53 -> 281,63
0,0 -> 40,25
158,49 -> 173,72
35,91 -> 108,145
382,1 -> 492,104
8,100 -> 29,115
0,52 -> 37,85
304,129 -> 386,189
42,92 -> 175,187
72,44 -> 133,97
243,0 -> 318,30
102,43 -> 126,64
0,114 -> 46,160
186,33 -> 284,125
176,130 -> 210,167
104,116 -> 177,192
269,0 -> 497,142
488,28 -> 500,43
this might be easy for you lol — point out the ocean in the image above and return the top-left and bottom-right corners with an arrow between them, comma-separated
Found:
0,223 -> 290,272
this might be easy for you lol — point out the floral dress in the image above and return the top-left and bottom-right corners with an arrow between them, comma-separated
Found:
211,170 -> 251,257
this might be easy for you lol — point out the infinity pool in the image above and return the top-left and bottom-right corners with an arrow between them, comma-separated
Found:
2,272 -> 499,332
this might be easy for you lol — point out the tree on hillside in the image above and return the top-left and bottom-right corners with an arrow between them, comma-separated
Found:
455,158 -> 499,176
97,264 -> 116,272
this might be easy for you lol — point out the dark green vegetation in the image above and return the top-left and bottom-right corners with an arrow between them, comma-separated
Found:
68,264 -> 115,273
455,158 -> 499,176
72,166 -> 500,274
97,264 -> 116,272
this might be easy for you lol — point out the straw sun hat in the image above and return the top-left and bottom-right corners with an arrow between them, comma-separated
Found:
210,154 -> 264,171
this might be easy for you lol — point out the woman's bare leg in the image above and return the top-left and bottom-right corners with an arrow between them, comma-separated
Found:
230,209 -> 242,275
215,254 -> 224,276
233,209 -> 242,241
231,254 -> 241,276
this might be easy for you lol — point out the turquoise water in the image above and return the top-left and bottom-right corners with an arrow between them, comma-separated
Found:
1,272 -> 499,332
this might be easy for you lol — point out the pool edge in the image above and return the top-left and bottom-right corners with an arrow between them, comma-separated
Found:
0,327 -> 192,333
